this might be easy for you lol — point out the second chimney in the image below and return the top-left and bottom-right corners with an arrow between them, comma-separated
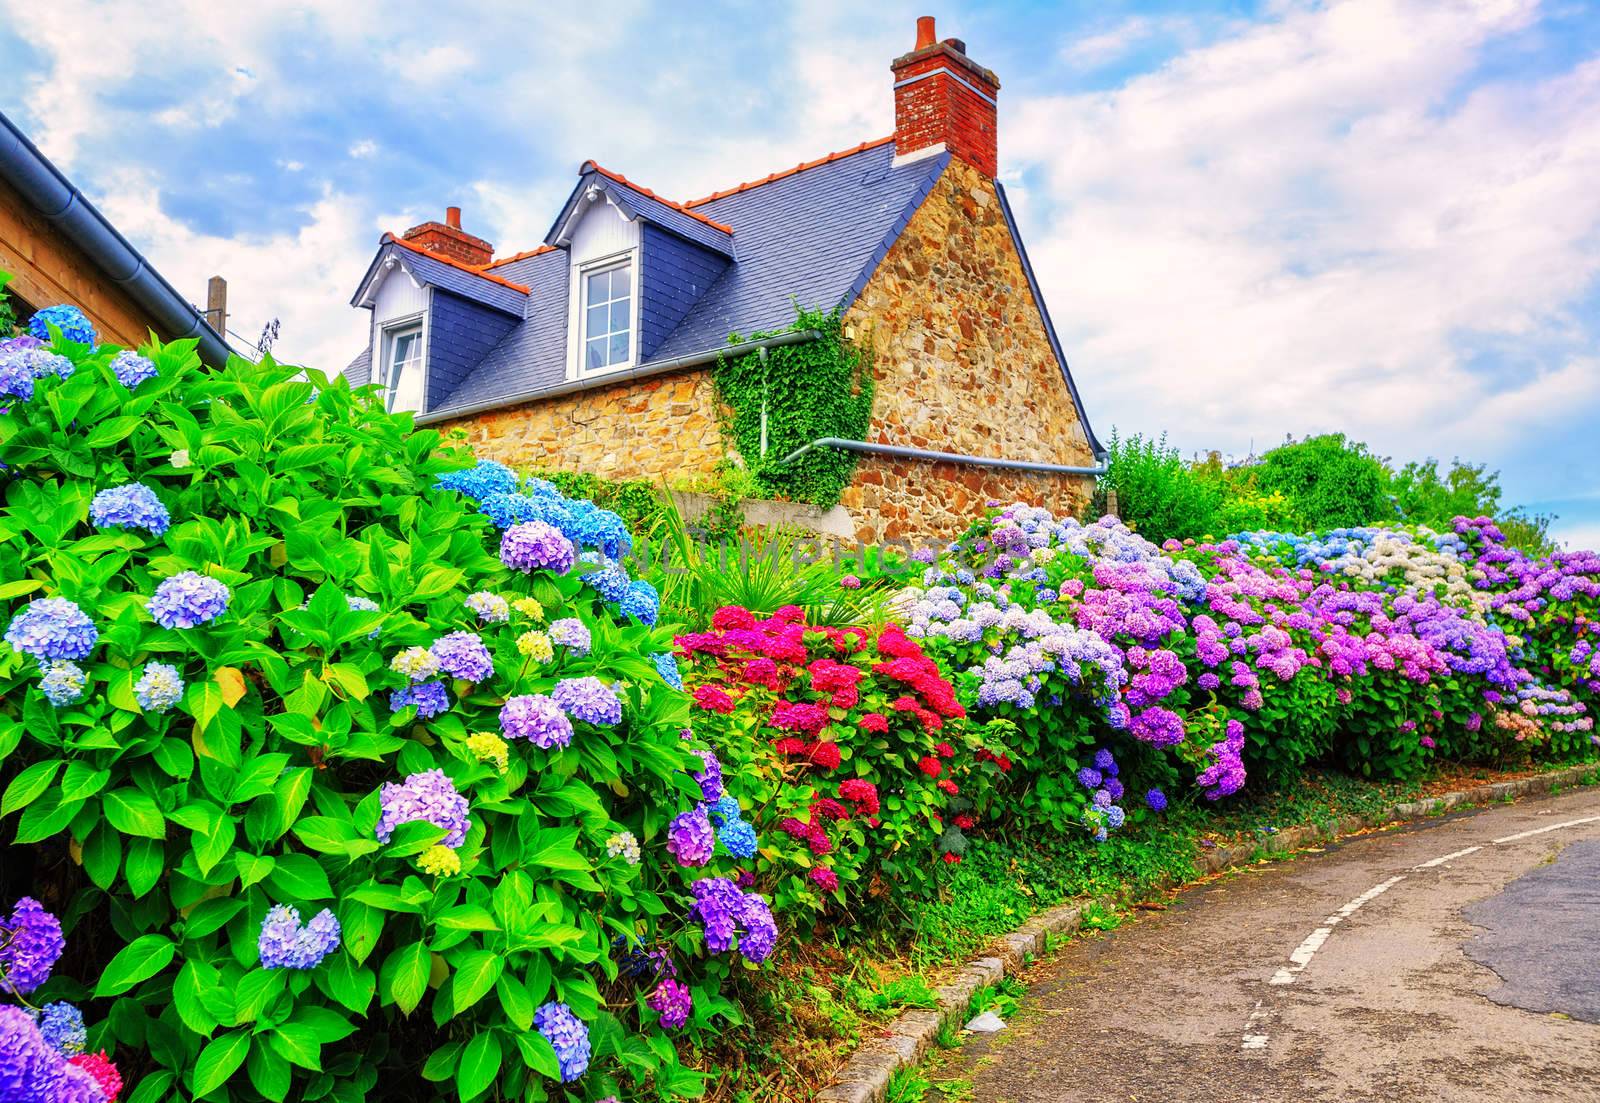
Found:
401,206 -> 493,267
890,16 -> 1001,177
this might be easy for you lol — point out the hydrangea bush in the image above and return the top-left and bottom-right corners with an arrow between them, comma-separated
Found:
0,329 -> 769,1101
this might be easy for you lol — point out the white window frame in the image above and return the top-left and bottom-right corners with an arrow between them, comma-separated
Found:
379,312 -> 427,413
568,248 -> 640,380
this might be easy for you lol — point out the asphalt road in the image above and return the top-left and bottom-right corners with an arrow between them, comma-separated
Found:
936,785 -> 1600,1103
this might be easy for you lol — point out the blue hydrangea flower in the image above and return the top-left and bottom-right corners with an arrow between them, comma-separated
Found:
717,817 -> 758,859
36,1002 -> 86,1057
110,350 -> 158,388
390,680 -> 450,719
621,579 -> 659,626
552,676 -> 622,726
0,1004 -> 106,1102
434,460 -> 518,502
652,651 -> 684,690
0,351 -> 35,401
1145,788 -> 1168,813
28,305 -> 97,345
39,661 -> 86,707
1105,805 -> 1127,830
691,749 -> 723,803
1092,748 -> 1117,773
707,795 -> 742,827
1076,766 -> 1102,790
89,483 -> 170,537
478,492 -> 542,529
135,662 -> 184,712
582,563 -> 632,602
534,1002 -> 591,1082
147,571 -> 230,629
5,598 -> 97,661
346,594 -> 382,639
257,905 -> 341,969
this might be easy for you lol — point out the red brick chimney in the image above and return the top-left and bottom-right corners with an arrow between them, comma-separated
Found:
891,16 -> 1000,177
401,206 -> 494,267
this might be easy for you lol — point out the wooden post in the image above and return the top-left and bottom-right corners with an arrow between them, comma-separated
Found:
1105,488 -> 1120,518
205,276 -> 227,337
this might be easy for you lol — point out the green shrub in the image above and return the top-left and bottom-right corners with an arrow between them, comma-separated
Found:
1250,433 -> 1389,529
1095,429 -> 1220,542
0,333 -> 751,1101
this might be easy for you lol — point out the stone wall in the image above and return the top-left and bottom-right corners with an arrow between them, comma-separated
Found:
837,157 -> 1096,542
436,368 -> 728,483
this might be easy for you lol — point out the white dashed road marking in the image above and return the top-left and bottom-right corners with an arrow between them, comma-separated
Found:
1239,811 -> 1600,1052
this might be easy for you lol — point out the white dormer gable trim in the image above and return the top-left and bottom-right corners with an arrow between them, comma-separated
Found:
550,181 -> 640,248
354,251 -> 426,309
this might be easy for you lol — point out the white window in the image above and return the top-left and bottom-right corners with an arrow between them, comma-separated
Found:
582,260 -> 632,372
383,322 -> 425,413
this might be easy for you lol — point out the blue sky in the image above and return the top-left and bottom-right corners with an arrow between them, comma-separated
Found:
3,0 -> 1598,544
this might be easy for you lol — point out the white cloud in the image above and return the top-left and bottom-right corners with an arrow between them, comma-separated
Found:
1007,0 -> 1600,488
1059,16 -> 1194,69
347,139 -> 378,159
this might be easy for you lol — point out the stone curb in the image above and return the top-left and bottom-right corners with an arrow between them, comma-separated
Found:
812,762 -> 1599,1103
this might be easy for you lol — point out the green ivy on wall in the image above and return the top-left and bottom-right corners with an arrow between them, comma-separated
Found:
714,306 -> 874,508
0,271 -> 16,335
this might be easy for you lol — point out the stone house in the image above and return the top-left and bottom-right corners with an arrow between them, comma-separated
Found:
0,109 -> 229,364
343,17 -> 1103,543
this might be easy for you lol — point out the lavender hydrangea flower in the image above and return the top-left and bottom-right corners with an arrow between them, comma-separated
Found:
5,598 -> 97,661
0,1005 -> 106,1103
376,769 -> 471,849
134,662 -> 184,713
0,351 -> 35,401
0,897 -> 65,995
431,631 -> 494,682
691,750 -> 724,802
36,1003 -> 86,1057
463,591 -> 510,624
39,662 -> 86,707
147,571 -> 231,629
666,807 -> 714,867
533,1002 -> 591,1082
89,482 -> 170,537
500,521 -> 576,574
687,877 -> 778,962
500,694 -> 574,749
110,350 -> 158,388
19,349 -> 73,380
549,617 -> 591,656
28,305 -> 96,345
1145,788 -> 1168,813
648,977 -> 692,1029
1075,766 -> 1102,790
390,680 -> 450,718
257,905 -> 342,969
552,676 -> 622,726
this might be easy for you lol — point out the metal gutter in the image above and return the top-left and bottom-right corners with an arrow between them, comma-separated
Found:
0,108 -> 231,366
778,436 -> 1109,476
414,328 -> 822,425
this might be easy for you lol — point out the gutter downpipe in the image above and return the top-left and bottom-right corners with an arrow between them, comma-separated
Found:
778,436 -> 1109,477
415,328 -> 821,426
0,109 -> 231,367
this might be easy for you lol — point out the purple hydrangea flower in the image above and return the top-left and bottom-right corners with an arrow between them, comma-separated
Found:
147,571 -> 230,629
5,598 -> 97,661
90,480 -> 170,537
1075,766 -> 1102,790
549,617 -> 591,655
257,905 -> 342,969
667,807 -> 715,867
376,769 -> 471,849
1092,748 -> 1117,773
648,977 -> 692,1029
430,631 -> 494,682
0,1006 -> 106,1103
689,878 -> 779,964
110,350 -> 158,388
692,750 -> 723,803
500,694 -> 573,749
1144,789 -> 1168,813
0,350 -> 35,401
533,1002 -> 591,1082
552,676 -> 622,726
0,897 -> 65,995
500,521 -> 576,574
390,680 -> 450,719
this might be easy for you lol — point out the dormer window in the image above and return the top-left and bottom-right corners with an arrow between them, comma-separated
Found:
383,319 -> 426,412
582,258 -> 632,372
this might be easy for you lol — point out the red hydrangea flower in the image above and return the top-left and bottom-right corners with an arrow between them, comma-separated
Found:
772,737 -> 808,755
838,778 -> 880,815
808,658 -> 863,691
891,696 -> 920,713
955,814 -> 976,829
806,827 -> 833,856
805,741 -> 842,770
711,606 -> 756,631
778,817 -> 812,841
771,700 -> 829,734
771,605 -> 806,625
942,852 -> 962,864
69,1052 -> 122,1101
938,778 -> 959,795
811,797 -> 850,821
875,623 -> 923,659
831,686 -> 859,710
675,631 -> 730,656
811,867 -> 840,892
859,712 -> 889,733
918,756 -> 943,778
935,742 -> 956,759
692,685 -> 736,714
742,657 -> 784,689
763,625 -> 810,663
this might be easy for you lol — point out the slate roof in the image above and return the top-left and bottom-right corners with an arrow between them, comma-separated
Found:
344,137 -> 1101,457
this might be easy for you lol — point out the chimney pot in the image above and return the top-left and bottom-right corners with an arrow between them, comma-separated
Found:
915,15 -> 936,50
891,19 -> 1001,176
446,206 -> 462,229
